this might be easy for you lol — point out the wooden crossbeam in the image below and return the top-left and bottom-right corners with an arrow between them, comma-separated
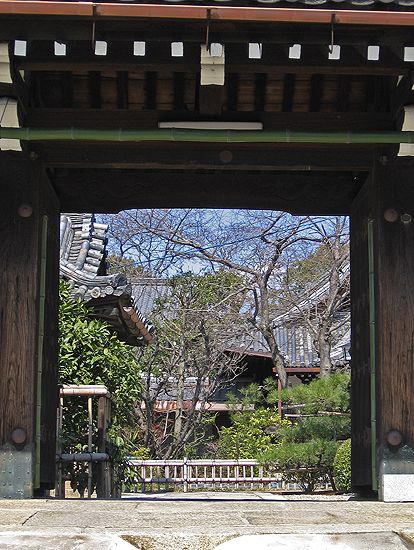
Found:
24,109 -> 395,132
33,142 -> 377,171
13,40 -> 411,76
52,168 -> 361,215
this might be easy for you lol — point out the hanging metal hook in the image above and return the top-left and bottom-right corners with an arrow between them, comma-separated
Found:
91,3 -> 97,52
206,8 -> 211,53
329,14 -> 336,55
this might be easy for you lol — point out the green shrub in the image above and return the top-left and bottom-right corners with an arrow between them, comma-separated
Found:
217,408 -> 290,459
263,438 -> 339,493
333,438 -> 351,492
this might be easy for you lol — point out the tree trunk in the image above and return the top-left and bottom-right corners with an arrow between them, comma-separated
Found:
173,354 -> 185,451
269,340 -> 288,388
318,335 -> 332,378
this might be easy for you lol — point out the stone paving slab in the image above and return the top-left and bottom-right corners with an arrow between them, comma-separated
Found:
0,493 -> 414,549
215,533 -> 411,550
0,532 -> 135,549
0,531 -> 411,550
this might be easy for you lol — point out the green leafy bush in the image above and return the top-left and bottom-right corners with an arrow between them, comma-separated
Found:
264,373 -> 350,492
217,408 -> 290,459
263,438 -> 339,493
58,280 -> 143,495
333,438 -> 352,492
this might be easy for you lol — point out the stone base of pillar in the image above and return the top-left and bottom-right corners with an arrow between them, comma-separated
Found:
0,445 -> 34,499
379,446 -> 414,502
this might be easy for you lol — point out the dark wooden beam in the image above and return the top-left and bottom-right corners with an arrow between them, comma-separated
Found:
336,75 -> 351,113
254,73 -> 267,112
144,71 -> 157,110
88,71 -> 101,109
52,168 -> 362,215
226,73 -> 239,112
0,82 -> 17,99
16,59 -> 409,77
282,74 -> 296,113
34,142 -> 377,171
116,71 -> 129,109
309,74 -> 324,112
15,40 -> 411,77
61,71 -> 73,108
24,109 -> 396,132
365,75 -> 391,113
173,72 -> 186,111
199,85 -> 224,116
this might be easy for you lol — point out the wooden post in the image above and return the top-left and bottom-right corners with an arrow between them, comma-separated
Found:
87,397 -> 93,498
0,153 -> 60,498
350,178 -> 372,492
96,396 -> 107,498
55,396 -> 64,498
351,156 -> 414,500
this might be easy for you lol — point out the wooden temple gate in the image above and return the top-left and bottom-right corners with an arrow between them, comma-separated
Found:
1,0 -> 414,500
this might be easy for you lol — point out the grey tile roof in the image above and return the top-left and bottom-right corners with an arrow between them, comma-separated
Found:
228,262 -> 351,368
131,273 -> 350,367
131,278 -> 171,319
60,213 -> 154,345
229,314 -> 350,367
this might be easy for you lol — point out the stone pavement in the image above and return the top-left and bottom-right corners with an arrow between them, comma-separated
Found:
0,492 -> 414,549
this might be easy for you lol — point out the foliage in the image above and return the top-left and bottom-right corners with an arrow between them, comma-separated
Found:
217,408 -> 290,459
216,372 -> 351,493
276,372 -> 351,414
106,254 -> 147,278
105,209 -> 344,387
284,245 -> 335,292
135,270 -> 246,459
58,280 -> 142,495
262,372 -> 351,492
263,439 -> 339,493
333,438 -> 352,492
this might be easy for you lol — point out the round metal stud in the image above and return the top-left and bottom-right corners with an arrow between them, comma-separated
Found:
386,429 -> 403,447
384,209 -> 398,223
401,213 -> 412,224
11,427 -> 27,445
219,150 -> 233,164
17,204 -> 33,218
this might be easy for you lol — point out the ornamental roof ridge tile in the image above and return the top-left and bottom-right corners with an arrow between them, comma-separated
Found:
60,213 -> 154,345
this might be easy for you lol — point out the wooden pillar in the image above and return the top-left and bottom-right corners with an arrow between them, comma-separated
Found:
0,152 -> 60,498
350,179 -> 372,491
96,396 -> 107,498
351,155 -> 414,501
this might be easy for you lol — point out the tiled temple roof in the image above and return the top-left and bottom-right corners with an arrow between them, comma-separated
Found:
228,262 -> 351,368
60,213 -> 155,346
228,313 -> 350,368
131,273 -> 350,368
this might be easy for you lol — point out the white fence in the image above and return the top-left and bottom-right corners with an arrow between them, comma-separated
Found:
125,458 -> 301,493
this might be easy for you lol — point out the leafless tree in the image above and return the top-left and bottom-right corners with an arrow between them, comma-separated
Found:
281,217 -> 350,377
106,209 -> 324,388
134,272 -> 245,459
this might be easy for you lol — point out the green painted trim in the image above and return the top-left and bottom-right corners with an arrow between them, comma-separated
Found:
1,127 -> 414,144
35,215 -> 48,489
367,218 -> 377,492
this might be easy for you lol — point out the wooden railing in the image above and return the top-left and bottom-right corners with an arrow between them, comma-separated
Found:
125,458 -> 300,493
